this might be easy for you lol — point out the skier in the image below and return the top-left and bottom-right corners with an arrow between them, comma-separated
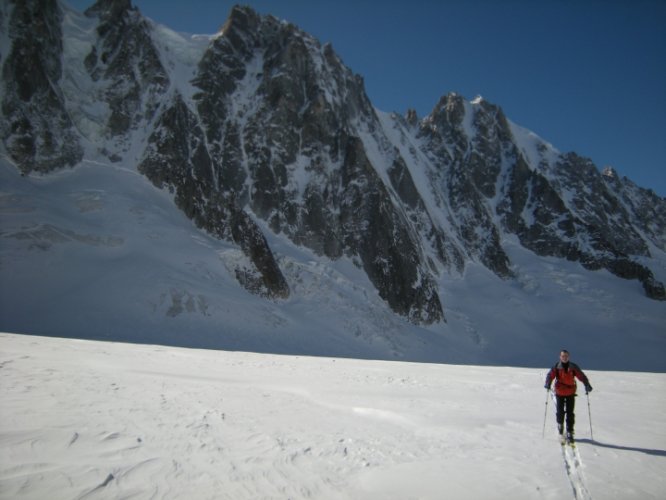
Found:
544,349 -> 592,443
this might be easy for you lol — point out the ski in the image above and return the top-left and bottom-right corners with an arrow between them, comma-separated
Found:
560,438 -> 576,448
560,434 -> 576,447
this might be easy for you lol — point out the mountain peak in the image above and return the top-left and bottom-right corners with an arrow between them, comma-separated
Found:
221,5 -> 262,36
85,0 -> 134,19
602,165 -> 618,179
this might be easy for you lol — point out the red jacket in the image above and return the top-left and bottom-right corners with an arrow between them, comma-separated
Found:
545,361 -> 590,396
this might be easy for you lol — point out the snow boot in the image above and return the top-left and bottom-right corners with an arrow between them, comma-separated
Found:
557,424 -> 563,435
566,431 -> 574,444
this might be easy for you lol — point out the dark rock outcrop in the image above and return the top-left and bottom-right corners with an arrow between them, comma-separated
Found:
1,0 -> 83,173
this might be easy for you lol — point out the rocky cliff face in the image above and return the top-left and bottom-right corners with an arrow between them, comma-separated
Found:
1,0 -> 83,173
137,4 -> 444,320
1,0 -> 663,326
82,0 -> 168,142
413,93 -> 665,300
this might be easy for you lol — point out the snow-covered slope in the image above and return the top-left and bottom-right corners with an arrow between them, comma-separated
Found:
1,333 -> 665,499
1,156 -> 664,371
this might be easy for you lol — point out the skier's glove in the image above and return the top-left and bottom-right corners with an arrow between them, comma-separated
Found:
585,384 -> 593,394
544,384 -> 550,390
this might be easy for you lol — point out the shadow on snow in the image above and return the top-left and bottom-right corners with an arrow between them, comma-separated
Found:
577,439 -> 666,457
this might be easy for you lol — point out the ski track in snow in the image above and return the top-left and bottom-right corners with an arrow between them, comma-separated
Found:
561,442 -> 593,500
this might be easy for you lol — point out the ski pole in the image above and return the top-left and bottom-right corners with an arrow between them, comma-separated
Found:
586,392 -> 594,441
542,389 -> 550,438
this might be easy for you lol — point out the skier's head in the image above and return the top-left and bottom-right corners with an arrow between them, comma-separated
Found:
560,350 -> 570,361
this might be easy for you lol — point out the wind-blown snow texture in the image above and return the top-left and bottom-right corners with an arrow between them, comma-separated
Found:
0,1 -> 665,371
1,333 -> 665,499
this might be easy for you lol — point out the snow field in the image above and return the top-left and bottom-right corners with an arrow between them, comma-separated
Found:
1,333 -> 665,499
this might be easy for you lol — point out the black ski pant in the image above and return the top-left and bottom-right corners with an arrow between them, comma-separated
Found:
556,394 -> 576,433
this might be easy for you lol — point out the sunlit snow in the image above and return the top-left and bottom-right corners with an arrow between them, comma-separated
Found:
1,333 -> 665,499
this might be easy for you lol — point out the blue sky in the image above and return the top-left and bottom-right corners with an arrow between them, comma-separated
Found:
66,0 -> 666,196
